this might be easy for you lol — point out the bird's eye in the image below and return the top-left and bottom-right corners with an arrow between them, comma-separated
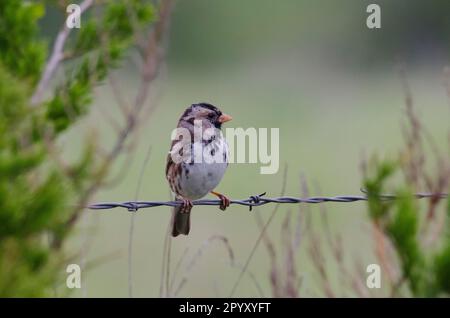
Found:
207,113 -> 215,119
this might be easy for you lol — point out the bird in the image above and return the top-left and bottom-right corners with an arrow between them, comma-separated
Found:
166,103 -> 232,237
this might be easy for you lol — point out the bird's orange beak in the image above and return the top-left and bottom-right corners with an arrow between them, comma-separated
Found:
218,113 -> 232,123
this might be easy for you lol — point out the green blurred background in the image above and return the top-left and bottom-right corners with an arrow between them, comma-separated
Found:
46,0 -> 450,296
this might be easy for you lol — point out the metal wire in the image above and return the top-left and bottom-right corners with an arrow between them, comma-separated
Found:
87,191 -> 448,212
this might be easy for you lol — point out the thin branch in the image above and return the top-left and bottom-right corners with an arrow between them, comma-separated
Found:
108,74 -> 131,117
229,165 -> 288,297
128,144 -> 152,298
63,0 -> 174,239
159,215 -> 172,297
168,248 -> 189,296
173,235 -> 236,297
31,0 -> 95,106
165,231 -> 172,297
229,262 -> 265,298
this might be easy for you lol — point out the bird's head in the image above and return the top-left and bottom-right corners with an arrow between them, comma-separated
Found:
180,103 -> 232,129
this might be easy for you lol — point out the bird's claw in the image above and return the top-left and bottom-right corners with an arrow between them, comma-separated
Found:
180,198 -> 193,213
217,194 -> 230,211
210,191 -> 231,211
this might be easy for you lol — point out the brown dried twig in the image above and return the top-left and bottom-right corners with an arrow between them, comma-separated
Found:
64,0 -> 174,238
31,0 -> 95,106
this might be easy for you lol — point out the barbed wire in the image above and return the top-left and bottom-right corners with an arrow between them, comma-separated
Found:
87,191 -> 448,212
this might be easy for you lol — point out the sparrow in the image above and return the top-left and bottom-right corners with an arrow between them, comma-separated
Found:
166,103 -> 232,237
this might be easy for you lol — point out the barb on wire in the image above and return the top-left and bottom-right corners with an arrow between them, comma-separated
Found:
87,191 -> 448,212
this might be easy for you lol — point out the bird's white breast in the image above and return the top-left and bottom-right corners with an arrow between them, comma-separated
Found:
179,138 -> 229,200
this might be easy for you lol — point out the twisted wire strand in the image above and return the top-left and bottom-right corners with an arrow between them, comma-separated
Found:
87,192 -> 448,212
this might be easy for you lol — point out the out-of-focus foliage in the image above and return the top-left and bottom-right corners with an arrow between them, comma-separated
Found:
365,161 -> 450,297
168,0 -> 450,69
0,1 -> 46,84
0,0 -> 154,297
46,0 -> 154,133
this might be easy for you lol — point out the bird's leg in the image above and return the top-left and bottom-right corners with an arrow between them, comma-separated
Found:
180,197 -> 193,213
211,191 -> 231,211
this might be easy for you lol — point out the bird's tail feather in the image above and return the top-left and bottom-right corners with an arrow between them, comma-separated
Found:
171,204 -> 191,237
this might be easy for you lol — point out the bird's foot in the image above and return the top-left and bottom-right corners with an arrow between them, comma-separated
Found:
180,198 -> 193,213
211,191 -> 231,211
